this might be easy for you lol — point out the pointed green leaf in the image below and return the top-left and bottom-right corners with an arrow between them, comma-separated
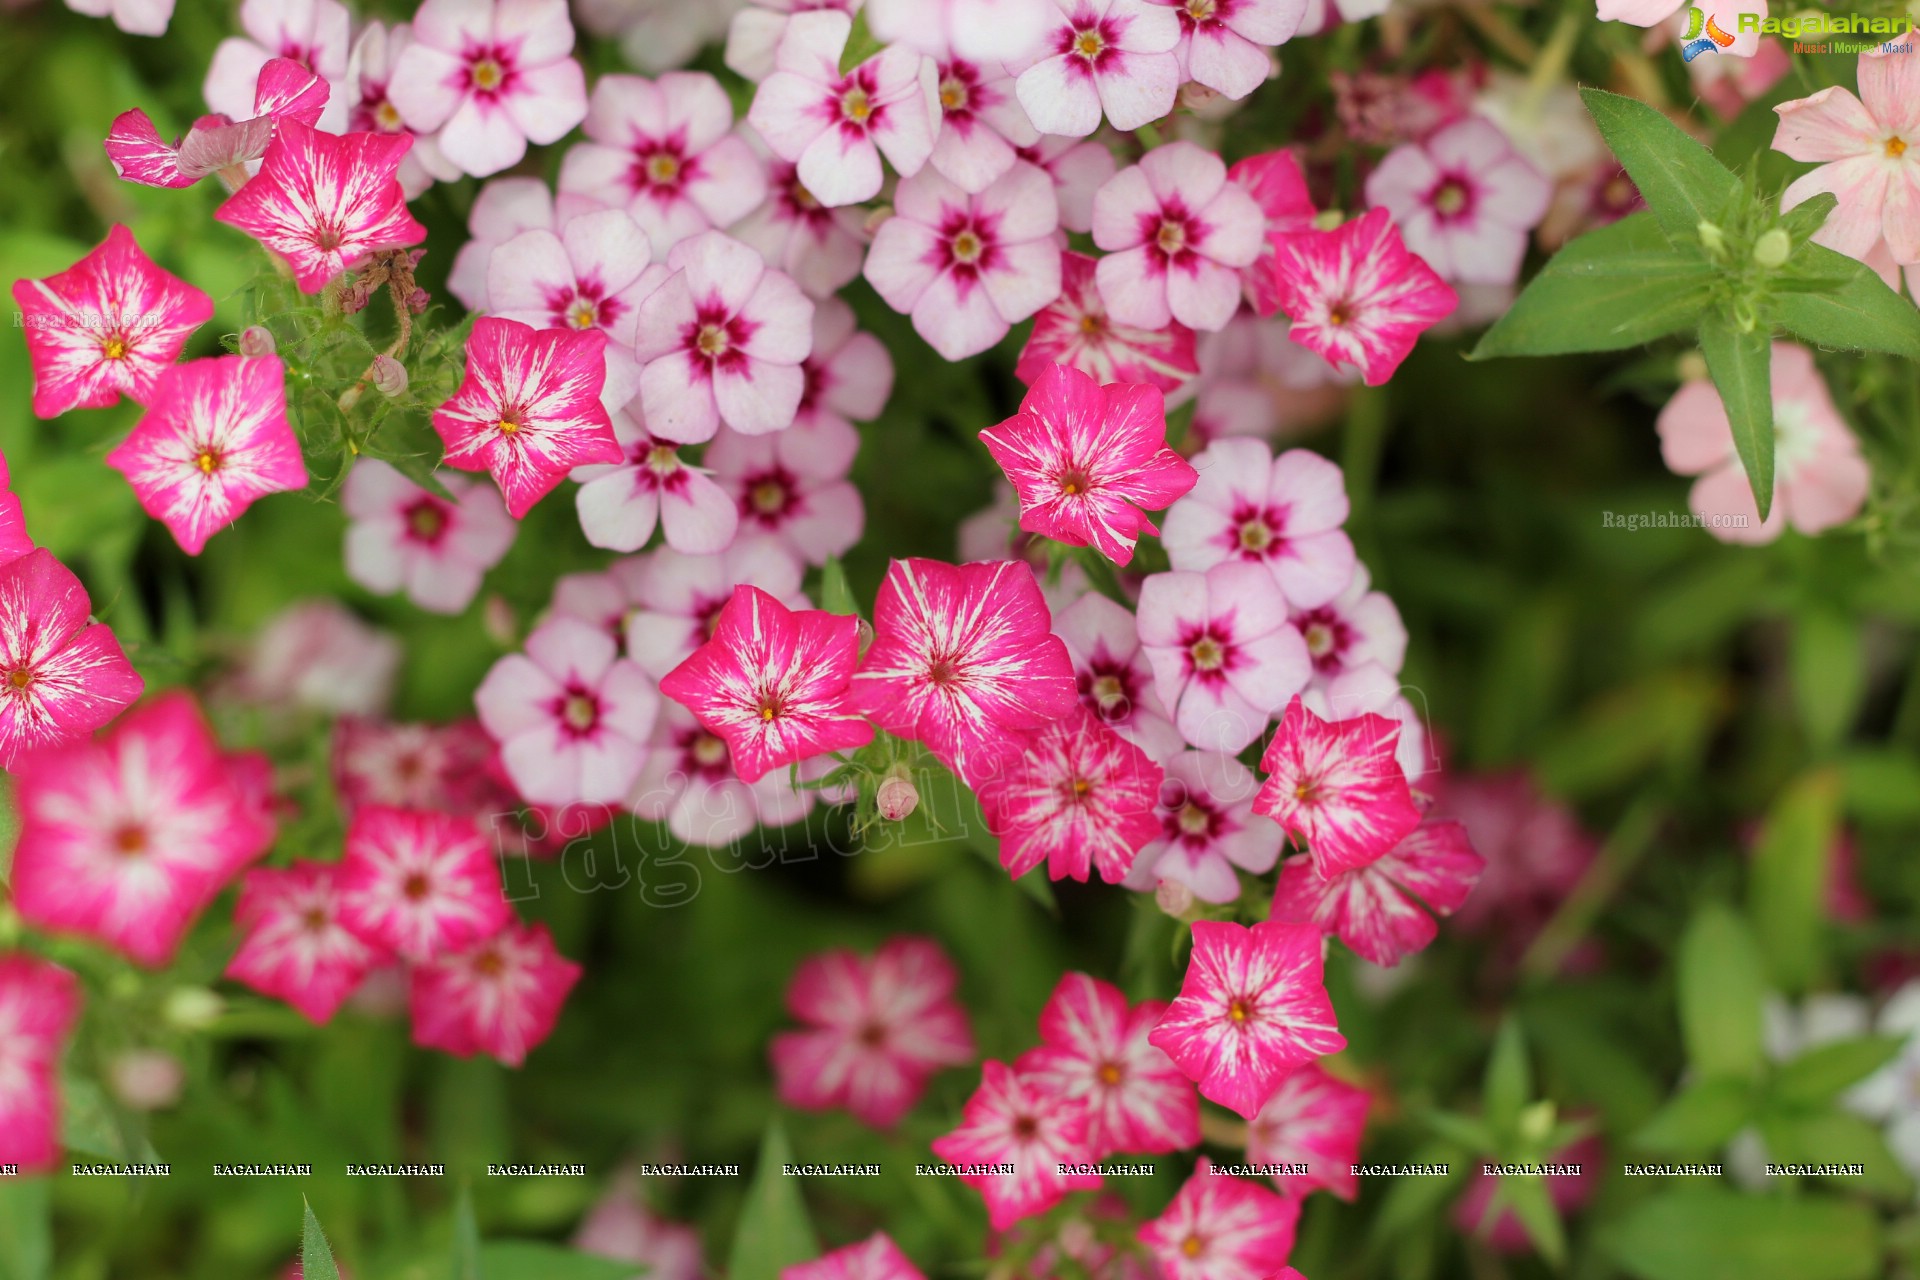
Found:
727,1120 -> 818,1280
1698,312 -> 1774,521
1608,1190 -> 1880,1280
837,10 -> 883,73
1492,1173 -> 1567,1267
1775,243 -> 1920,358
301,1200 -> 343,1280
1632,1077 -> 1754,1156
1771,1035 -> 1906,1108
1580,88 -> 1743,244
1750,768 -> 1841,992
1483,1016 -> 1532,1140
1677,904 -> 1766,1080
1778,191 -> 1838,242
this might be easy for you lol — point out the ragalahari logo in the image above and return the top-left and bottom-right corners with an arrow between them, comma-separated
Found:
1680,6 -> 1736,60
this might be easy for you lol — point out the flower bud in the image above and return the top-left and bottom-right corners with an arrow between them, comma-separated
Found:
109,1049 -> 185,1112
1519,1099 -> 1557,1145
1155,877 -> 1195,918
1752,226 -> 1792,268
1312,209 -> 1346,232
162,986 -> 224,1030
371,354 -> 408,398
876,765 -> 919,822
238,325 -> 276,357
1677,351 -> 1709,383
1696,220 -> 1727,259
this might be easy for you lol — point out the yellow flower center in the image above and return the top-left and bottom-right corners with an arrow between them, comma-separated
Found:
568,301 -> 598,330
101,335 -> 129,360
647,152 -> 681,184
1074,30 -> 1105,58
472,58 -> 504,91
1189,636 -> 1224,671
696,323 -> 731,358
952,229 -> 985,263
563,693 -> 597,731
196,450 -> 221,474
842,86 -> 873,124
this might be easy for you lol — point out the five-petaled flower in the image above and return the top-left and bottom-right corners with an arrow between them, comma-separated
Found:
0,955 -> 80,1174
1253,695 -> 1423,878
1091,141 -> 1266,333
1016,0 -> 1182,137
227,860 -> 389,1023
1136,560 -> 1312,753
0,551 -> 144,770
976,705 -> 1166,883
1162,438 -> 1355,609
929,1060 -> 1104,1229
1018,250 -> 1200,393
1270,815 -> 1484,966
409,921 -> 583,1066
337,806 -> 514,963
1137,1157 -> 1303,1280
343,460 -> 518,615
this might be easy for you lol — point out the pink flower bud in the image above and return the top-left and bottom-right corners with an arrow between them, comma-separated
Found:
371,354 -> 408,398
1155,877 -> 1195,918
109,1049 -> 184,1111
238,326 -> 276,357
876,767 -> 919,822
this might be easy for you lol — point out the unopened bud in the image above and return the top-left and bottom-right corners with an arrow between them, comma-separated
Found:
1312,208 -> 1345,232
109,1049 -> 185,1111
1155,877 -> 1195,918
239,325 -> 276,357
483,594 -> 518,648
876,765 -> 919,821
1519,1099 -> 1557,1145
1752,227 -> 1792,268
371,354 -> 408,398
162,987 -> 224,1031
1696,220 -> 1727,259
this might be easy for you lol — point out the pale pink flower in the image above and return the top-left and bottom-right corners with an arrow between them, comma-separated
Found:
1271,816 -> 1483,966
1148,919 -> 1345,1119
731,154 -> 872,298
633,231 -> 816,442
928,55 -> 1041,192
1017,134 -> 1118,233
107,57 -> 328,190
1597,0 -> 1766,58
1230,149 -> 1317,317
449,178 -> 605,312
387,0 -> 589,179
1138,1158 -> 1301,1280
629,703 -> 816,847
784,1234 -> 924,1280
868,0 -> 1055,66
344,26 -> 462,199
105,356 -> 309,556
214,121 -> 427,293
432,317 -> 624,519
1365,117 -> 1551,285
980,363 -> 1195,564
1130,750 -> 1277,903
1162,439 -> 1354,608
1158,0 -> 1304,100
561,72 -> 768,251
575,0 -> 743,74
849,558 -> 1079,780
343,460 -> 517,615
706,414 -> 864,565
203,0 -> 352,131
409,921 -> 582,1066
65,0 -> 174,36
1253,696 -> 1421,877
11,225 -> 212,418
930,1061 -> 1103,1228
1184,313 -> 1351,443
1056,591 -> 1184,761
725,0 -> 860,83
1246,1063 -> 1370,1199
977,705 -> 1165,883
330,717 -> 501,817
747,10 -> 938,208
797,297 -> 895,432
227,860 -> 388,1023
1657,341 -> 1871,543
659,585 -> 873,781
476,617 -> 660,805
0,956 -> 79,1174
1093,141 -> 1266,333
1292,564 -> 1406,688
1266,209 -> 1457,386
574,1170 -> 706,1280
546,561 -> 650,642
1136,561 -> 1312,754
624,540 -> 807,678
337,807 -> 512,963
573,410 -> 739,555
1016,0 -> 1181,137
229,599 -> 398,718
1018,251 -> 1199,394
12,692 -> 274,966
1014,971 -> 1201,1156
772,936 -> 977,1128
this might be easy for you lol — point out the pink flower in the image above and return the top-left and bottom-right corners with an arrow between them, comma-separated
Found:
1656,341 -> 1870,543
65,0 -> 174,36
433,317 -> 624,519
0,455 -> 31,570
706,415 -> 864,565
1019,251 -> 1199,395
1018,135 -> 1118,234
1271,816 -> 1483,966
629,703 -> 817,846
409,921 -> 582,1066
659,585 -> 873,782
0,550 -> 142,769
226,861 -> 388,1023
797,297 -> 895,433
203,0 -> 351,130
1015,972 -> 1201,1156
928,55 -> 1040,192
1162,439 -> 1354,609
574,1170 -> 706,1280
747,11 -> 938,207
868,0 -> 1055,67
1149,919 -> 1344,1119
726,0 -> 862,84
1436,769 -> 1596,957
930,1061 -> 1103,1229
623,540 -> 808,678
1230,149 -> 1317,317
387,0 -> 589,179
1253,696 -> 1421,878
347,23 -> 463,198
783,1234 -> 925,1280
10,225 -> 212,418
1056,592 -> 1184,760
337,807 -> 513,963
230,599 -> 398,717
771,936 -> 977,1128
1596,0 -> 1765,58
576,0 -> 742,74
849,558 -> 1079,780
1246,1063 -> 1370,1199
633,231 -> 816,442
0,956 -> 79,1173
1131,750 -> 1277,903
1159,0 -> 1304,100
980,363 -> 1196,565
1292,564 -> 1406,687
573,410 -> 739,555
343,460 -> 517,614
1016,0 -> 1181,137
1092,141 -> 1267,333
214,121 -> 426,293
12,692 -> 274,966
1266,209 -> 1457,386
1365,117 -> 1551,285
976,706 -> 1166,883
331,716 -> 501,818
1136,561 -> 1312,753
732,154 -> 872,298
107,57 -> 328,190
560,71 -> 767,253
105,356 -> 309,556
476,617 -> 660,805
866,161 -> 1062,360
1137,1158 -> 1301,1280
449,178 -> 606,313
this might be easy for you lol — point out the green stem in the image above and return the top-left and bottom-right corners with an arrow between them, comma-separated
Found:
1518,796 -> 1663,983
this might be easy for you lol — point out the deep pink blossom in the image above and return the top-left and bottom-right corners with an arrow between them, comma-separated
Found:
409,921 -> 582,1066
1015,972 -> 1201,1156
1016,0 -> 1181,136
0,455 -> 31,570
1157,0 -> 1304,99
1266,209 -> 1457,386
930,1061 -> 1103,1229
732,153 -> 871,298
747,11 -> 938,208
11,225 -> 212,419
107,57 -> 328,190
330,717 -> 502,818
706,414 -> 864,565
0,956 -> 79,1174
1271,815 -> 1483,966
105,356 -> 309,556
771,936 -> 977,1128
346,23 -> 462,198
629,703 -> 817,847
227,860 -> 388,1023
1230,150 -> 1317,316
1093,142 -> 1266,333
1366,117 -> 1551,285
624,540 -> 807,678
337,807 -> 513,963
783,1234 -> 924,1280
977,706 -> 1165,883
387,0 -> 589,179
0,550 -> 142,770
1056,591 -> 1184,760
433,316 -> 623,519
849,558 -> 1079,780
1138,1158 -> 1302,1280
1246,1063 -> 1370,1199
573,410 -> 739,555
1131,750 -> 1277,903
203,0 -> 351,131
1137,561 -> 1312,754
1435,769 -> 1598,964
1253,696 -> 1422,878
1019,251 -> 1199,394
343,460 -> 517,615
1148,919 -> 1345,1119
12,692 -> 274,966
1163,439 -> 1354,608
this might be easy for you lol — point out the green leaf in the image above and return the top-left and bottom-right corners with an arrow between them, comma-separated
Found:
819,557 -> 858,616
1469,213 -> 1716,358
453,1187 -> 483,1280
474,1244 -> 636,1280
1748,768 -> 1841,991
1698,311 -> 1774,521
1608,1190 -> 1881,1280
1757,1108 -> 1915,1198
301,1200 -> 343,1280
1839,748 -> 1920,821
1632,1077 -> 1754,1156
1772,1035 -> 1906,1108
726,1120 -> 818,1280
1775,243 -> 1920,358
1777,191 -> 1838,242
1677,904 -> 1766,1080
837,9 -> 882,73
0,1179 -> 50,1280
1483,1016 -> 1532,1140
1791,613 -> 1864,757
1425,1109 -> 1497,1152
1580,88 -> 1743,244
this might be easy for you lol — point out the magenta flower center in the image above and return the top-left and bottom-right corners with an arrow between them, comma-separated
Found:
1081,664 -> 1136,719
689,732 -> 728,772
938,64 -> 977,116
744,468 -> 797,521
1064,18 -> 1118,67
312,218 -> 346,252
1237,515 -> 1272,552
636,143 -> 688,192
1172,799 -> 1218,841
1428,176 -> 1474,221
1297,608 -> 1350,670
836,67 -> 883,134
1097,1060 -> 1125,1086
1182,0 -> 1221,22
465,46 -> 516,97
560,688 -> 600,734
645,443 -> 682,478
403,497 -> 450,545
1187,630 -> 1229,674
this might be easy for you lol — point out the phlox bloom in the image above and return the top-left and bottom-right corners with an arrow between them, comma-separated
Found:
1270,817 -> 1484,966
343,460 -> 518,615
337,806 -> 513,963
226,860 -> 389,1023
1364,117 -> 1551,286
107,57 -> 328,189
1138,1157 -> 1302,1280
1016,0 -> 1181,137
0,956 -> 79,1173
929,1061 -> 1103,1229
1018,251 -> 1200,394
977,706 -> 1166,884
0,550 -> 144,770
1254,696 -> 1423,878
409,921 -> 582,1066
1246,1062 -> 1371,1199
1092,140 -> 1267,333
